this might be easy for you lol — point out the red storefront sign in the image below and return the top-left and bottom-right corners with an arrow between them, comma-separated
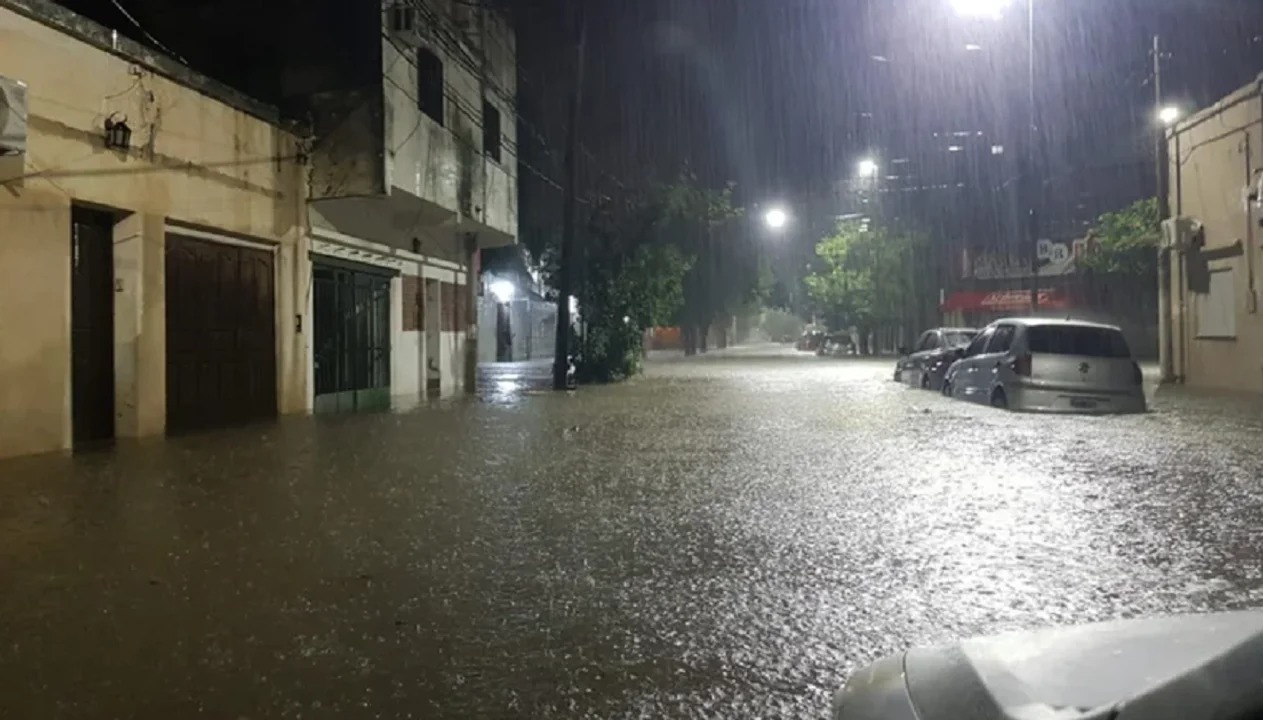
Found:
940,289 -> 1073,313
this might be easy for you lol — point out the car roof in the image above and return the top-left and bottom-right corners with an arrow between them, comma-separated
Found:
935,327 -> 977,333
988,317 -> 1123,332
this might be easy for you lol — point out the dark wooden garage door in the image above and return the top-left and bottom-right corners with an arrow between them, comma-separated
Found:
165,234 -> 276,433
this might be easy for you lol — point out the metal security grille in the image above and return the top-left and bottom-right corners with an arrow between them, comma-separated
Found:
313,261 -> 392,411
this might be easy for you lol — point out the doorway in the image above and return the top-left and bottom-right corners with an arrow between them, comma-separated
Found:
71,208 -> 116,448
312,259 -> 393,412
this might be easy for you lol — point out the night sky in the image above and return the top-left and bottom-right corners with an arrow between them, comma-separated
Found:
47,0 -> 1263,245
517,0 -> 1263,198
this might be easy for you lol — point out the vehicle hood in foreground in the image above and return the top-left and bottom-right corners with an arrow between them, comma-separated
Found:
834,611 -> 1263,720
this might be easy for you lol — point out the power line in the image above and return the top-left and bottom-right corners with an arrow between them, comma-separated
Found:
106,0 -> 187,63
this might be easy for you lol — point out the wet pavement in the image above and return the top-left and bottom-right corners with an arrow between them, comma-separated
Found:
2,345 -> 1263,718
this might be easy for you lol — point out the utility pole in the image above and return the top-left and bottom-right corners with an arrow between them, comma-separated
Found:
1025,0 -> 1040,314
1154,34 -> 1171,221
552,6 -> 587,390
1154,33 -> 1176,382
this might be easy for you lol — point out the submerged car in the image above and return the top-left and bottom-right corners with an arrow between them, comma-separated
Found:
893,327 -> 977,390
818,333 -> 855,357
796,330 -> 826,352
942,318 -> 1146,413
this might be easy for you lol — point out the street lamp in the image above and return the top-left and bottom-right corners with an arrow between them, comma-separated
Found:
1158,105 -> 1182,126
764,207 -> 788,230
857,158 -> 879,179
489,278 -> 515,303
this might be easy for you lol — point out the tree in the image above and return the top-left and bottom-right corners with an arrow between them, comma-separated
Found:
805,219 -> 927,354
1082,198 -> 1160,276
571,186 -> 696,382
650,173 -> 751,354
522,171 -> 759,381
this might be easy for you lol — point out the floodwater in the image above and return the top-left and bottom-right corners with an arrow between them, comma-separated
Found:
2,346 -> 1262,718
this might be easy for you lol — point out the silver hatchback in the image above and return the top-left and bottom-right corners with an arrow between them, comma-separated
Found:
943,318 -> 1146,414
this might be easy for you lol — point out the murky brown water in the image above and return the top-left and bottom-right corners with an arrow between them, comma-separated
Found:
2,347 -> 1261,718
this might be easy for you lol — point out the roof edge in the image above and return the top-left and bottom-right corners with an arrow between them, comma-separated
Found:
0,0 -> 303,132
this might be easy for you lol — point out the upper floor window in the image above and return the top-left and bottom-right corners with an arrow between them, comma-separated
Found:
417,48 -> 444,126
482,98 -> 501,162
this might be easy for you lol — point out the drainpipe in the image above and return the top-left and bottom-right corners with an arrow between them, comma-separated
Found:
1174,127 -> 1187,382
1245,128 -> 1257,319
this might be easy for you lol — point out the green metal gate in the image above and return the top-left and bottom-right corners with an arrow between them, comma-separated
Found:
313,258 -> 393,413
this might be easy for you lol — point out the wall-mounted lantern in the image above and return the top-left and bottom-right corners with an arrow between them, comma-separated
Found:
104,114 -> 131,150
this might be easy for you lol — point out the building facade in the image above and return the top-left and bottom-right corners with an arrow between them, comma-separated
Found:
294,0 -> 517,410
1163,74 -> 1263,391
0,0 -> 308,458
0,0 -> 518,458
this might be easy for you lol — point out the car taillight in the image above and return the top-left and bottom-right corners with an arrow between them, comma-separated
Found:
1132,361 -> 1143,385
1012,353 -> 1032,377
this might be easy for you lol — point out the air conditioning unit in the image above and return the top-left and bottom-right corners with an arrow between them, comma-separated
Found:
0,76 -> 27,156
1161,216 -> 1203,251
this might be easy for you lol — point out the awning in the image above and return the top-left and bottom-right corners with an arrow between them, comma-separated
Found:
940,289 -> 1073,313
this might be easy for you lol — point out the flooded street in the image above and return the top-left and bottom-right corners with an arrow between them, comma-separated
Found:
3,346 -> 1263,719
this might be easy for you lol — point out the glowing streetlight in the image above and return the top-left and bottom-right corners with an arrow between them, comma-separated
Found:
764,208 -> 788,230
951,0 -> 1011,18
1158,106 -> 1182,126
857,158 -> 879,179
489,279 -> 515,303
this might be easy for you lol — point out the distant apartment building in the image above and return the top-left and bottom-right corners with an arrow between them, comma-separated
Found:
1162,73 -> 1263,391
0,0 -> 518,458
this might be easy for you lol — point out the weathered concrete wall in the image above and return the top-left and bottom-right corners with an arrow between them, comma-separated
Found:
379,6 -> 517,242
0,4 -> 307,457
1167,79 -> 1263,391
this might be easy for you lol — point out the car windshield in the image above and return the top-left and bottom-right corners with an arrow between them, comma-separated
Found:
1027,326 -> 1131,358
942,331 -> 976,347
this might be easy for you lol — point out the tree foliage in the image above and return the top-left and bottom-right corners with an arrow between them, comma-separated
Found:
519,171 -> 757,382
1082,197 -> 1160,276
573,173 -> 746,381
805,220 -> 927,346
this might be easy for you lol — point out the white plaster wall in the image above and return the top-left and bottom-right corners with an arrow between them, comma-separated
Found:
395,329 -> 424,396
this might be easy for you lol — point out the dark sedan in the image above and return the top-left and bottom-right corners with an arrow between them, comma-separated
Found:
893,327 -> 977,390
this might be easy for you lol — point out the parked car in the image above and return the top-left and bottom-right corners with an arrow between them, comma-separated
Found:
818,333 -> 855,357
893,327 -> 977,390
942,318 -> 1146,413
796,330 -> 826,352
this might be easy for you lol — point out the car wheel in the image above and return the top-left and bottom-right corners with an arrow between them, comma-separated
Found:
920,373 -> 931,390
990,387 -> 1009,409
941,380 -> 952,397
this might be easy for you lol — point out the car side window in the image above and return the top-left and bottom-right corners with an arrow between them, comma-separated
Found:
987,325 -> 1016,354
963,328 -> 993,358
